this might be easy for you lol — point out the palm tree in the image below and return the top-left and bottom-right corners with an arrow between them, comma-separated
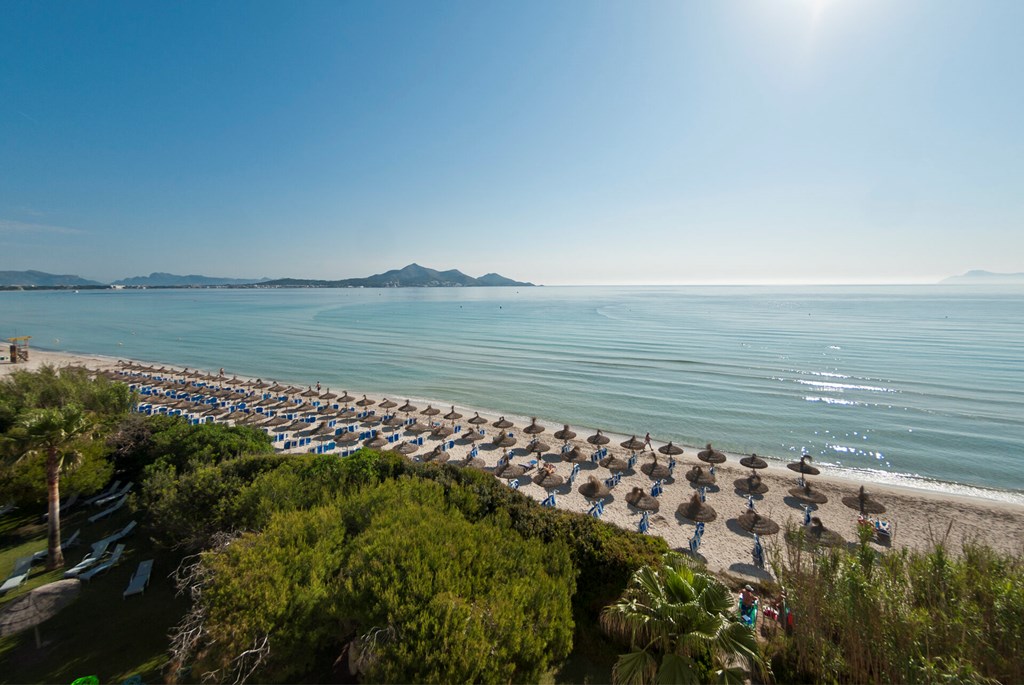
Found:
15,405 -> 89,570
600,554 -> 766,685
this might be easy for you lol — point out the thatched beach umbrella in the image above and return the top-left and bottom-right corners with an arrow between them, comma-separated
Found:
461,430 -> 484,442
379,398 -> 398,410
336,433 -> 360,446
383,415 -> 405,428
787,454 -> 820,475
739,454 -> 768,470
263,415 -> 290,428
301,387 -> 319,398
492,416 -> 514,430
492,432 -> 516,448
697,443 -> 727,464
431,425 -> 454,440
363,435 -> 387,449
423,445 -> 450,463
788,483 -> 828,505
395,441 -> 419,455
641,456 -> 672,480
459,455 -> 486,470
320,389 -> 338,401
337,408 -> 358,421
677,493 -> 717,523
734,474 -> 769,495
467,412 -> 488,425
406,421 -> 430,435
553,425 -> 577,441
525,439 -> 550,455
600,454 -> 628,472
685,465 -> 716,486
561,446 -> 587,463
0,579 -> 81,648
533,469 -> 564,489
578,476 -> 612,500
496,461 -> 528,478
658,442 -> 684,457
736,510 -> 781,536
621,435 -> 645,451
225,411 -> 250,423
842,485 -> 886,515
398,400 -> 418,414
587,430 -> 610,446
443,406 -> 463,421
524,418 -> 545,436
625,487 -> 660,512
337,391 -> 356,403
787,517 -> 845,548
356,395 -> 376,408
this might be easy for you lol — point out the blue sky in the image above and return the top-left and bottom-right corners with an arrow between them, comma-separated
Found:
2,0 -> 1022,285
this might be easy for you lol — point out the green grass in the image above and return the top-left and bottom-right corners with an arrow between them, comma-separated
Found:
0,504 -> 188,685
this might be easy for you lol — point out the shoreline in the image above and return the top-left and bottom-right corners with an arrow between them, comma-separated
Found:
6,349 -> 1024,578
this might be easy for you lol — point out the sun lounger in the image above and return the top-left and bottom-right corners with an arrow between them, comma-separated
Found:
753,534 -> 766,569
84,480 -> 122,506
63,539 -> 111,579
123,559 -> 154,598
78,544 -> 125,581
88,494 -> 128,524
32,529 -> 81,563
44,492 -> 80,521
588,499 -> 605,519
110,520 -> 137,542
0,556 -> 33,594
541,494 -> 556,508
639,511 -> 651,534
508,479 -> 520,490
93,481 -> 132,507
650,480 -> 664,497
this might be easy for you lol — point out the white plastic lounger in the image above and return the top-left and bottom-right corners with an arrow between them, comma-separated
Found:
88,494 -> 128,524
84,480 -> 121,506
123,559 -> 154,598
79,544 -> 125,581
0,556 -> 33,594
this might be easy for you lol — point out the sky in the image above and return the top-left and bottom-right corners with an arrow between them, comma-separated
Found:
1,1 -> 1022,285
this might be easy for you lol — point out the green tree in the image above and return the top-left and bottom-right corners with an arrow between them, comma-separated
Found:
10,405 -> 89,569
601,554 -> 765,685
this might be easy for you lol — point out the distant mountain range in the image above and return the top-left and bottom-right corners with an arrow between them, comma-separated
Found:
0,270 -> 104,287
262,263 -> 533,288
941,270 -> 1024,285
0,265 -> 533,289
112,272 -> 267,287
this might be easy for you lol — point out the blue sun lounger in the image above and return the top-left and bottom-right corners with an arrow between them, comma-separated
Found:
123,559 -> 154,598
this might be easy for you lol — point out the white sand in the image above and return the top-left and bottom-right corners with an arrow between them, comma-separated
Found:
7,350 -> 1024,581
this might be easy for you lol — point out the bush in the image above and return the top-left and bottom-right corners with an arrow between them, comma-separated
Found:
186,478 -> 576,684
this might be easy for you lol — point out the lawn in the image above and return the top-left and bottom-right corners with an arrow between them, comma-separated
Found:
0,502 -> 188,684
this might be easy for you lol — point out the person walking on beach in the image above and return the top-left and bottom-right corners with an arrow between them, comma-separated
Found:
644,432 -> 653,451
316,381 -> 321,392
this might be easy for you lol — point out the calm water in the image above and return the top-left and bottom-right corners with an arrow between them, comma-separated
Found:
3,285 -> 1022,500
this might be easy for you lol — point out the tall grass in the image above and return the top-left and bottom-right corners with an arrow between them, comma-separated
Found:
765,523 -> 1024,684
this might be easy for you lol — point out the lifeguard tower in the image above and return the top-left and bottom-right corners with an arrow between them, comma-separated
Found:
7,336 -> 30,364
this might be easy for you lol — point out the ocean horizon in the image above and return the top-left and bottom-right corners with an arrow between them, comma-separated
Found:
3,284 -> 1022,502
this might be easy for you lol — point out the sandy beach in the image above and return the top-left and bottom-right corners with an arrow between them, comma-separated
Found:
6,349 -> 1024,580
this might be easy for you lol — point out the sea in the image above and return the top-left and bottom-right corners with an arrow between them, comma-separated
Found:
2,285 -> 1022,502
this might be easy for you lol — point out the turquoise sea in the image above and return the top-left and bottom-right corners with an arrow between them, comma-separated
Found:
2,285 -> 1022,501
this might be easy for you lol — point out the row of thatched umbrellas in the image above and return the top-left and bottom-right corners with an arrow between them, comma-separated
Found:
122,366 -> 890,539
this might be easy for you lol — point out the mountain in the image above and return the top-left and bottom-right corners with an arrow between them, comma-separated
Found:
113,272 -> 267,287
0,270 -> 103,287
940,270 -> 1024,285
262,264 -> 534,288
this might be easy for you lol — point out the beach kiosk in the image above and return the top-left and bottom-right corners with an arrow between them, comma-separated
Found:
7,336 -> 30,363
